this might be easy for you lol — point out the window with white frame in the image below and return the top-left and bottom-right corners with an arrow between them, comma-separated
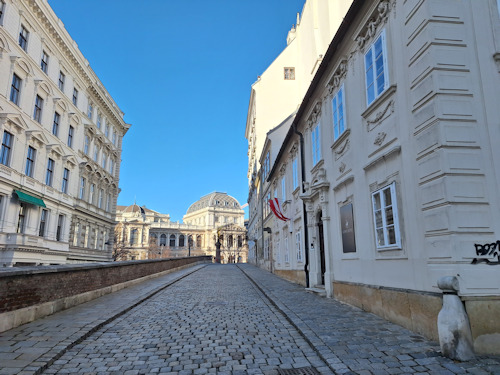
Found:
67,126 -> 74,148
112,129 -> 117,145
19,24 -> 28,51
56,214 -> 64,241
73,88 -> 78,106
41,50 -> 49,74
89,184 -> 95,204
101,152 -> 107,169
365,29 -> 389,106
10,74 -> 21,105
105,124 -> 109,138
39,209 -> 48,237
62,168 -> 69,194
97,114 -> 102,129
0,131 -> 13,166
106,193 -> 111,212
87,102 -> 93,119
284,236 -> 289,263
296,232 -> 303,262
84,135 -> 89,154
263,152 -> 270,179
33,95 -> 43,123
52,112 -> 60,136
372,182 -> 401,249
25,146 -> 36,177
98,189 -> 104,209
292,157 -> 299,190
79,177 -> 86,199
58,71 -> 65,91
109,158 -> 114,175
332,85 -> 346,141
45,158 -> 54,186
311,123 -> 321,166
93,145 -> 99,162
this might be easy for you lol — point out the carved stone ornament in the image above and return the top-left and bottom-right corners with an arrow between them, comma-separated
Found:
289,141 -> 299,156
334,138 -> 350,160
327,59 -> 348,95
374,132 -> 387,146
307,102 -> 322,128
339,162 -> 346,173
355,0 -> 393,50
366,100 -> 395,131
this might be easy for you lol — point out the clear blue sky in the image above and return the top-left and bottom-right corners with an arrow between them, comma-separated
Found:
48,0 -> 305,222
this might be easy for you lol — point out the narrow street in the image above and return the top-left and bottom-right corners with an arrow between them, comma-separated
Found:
1,264 -> 499,375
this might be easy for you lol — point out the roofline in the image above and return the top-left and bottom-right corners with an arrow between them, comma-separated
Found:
267,0 -> 365,182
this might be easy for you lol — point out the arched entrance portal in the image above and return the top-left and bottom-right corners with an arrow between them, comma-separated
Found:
317,211 -> 326,285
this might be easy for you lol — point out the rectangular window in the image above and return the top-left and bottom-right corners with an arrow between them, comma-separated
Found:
58,71 -> 65,91
98,189 -> 104,209
89,183 -> 95,204
93,145 -> 99,162
276,239 -> 281,264
25,146 -> 36,177
56,214 -> 64,241
105,124 -> 109,138
52,112 -> 60,136
87,102 -> 93,119
284,67 -> 295,80
372,182 -> 401,249
84,135 -> 89,154
332,85 -> 346,141
62,168 -> 69,194
101,152 -> 107,169
311,123 -> 321,166
39,209 -> 48,237
10,74 -> 21,105
72,88 -> 78,106
73,223 -> 80,246
19,25 -> 28,51
0,131 -> 13,166
79,177 -> 86,199
0,1 -> 5,24
292,157 -> 299,190
67,126 -> 74,148
106,193 -> 111,212
46,158 -> 54,186
365,30 -> 388,106
112,129 -> 117,145
263,152 -> 270,179
33,95 -> 43,123
17,203 -> 26,233
41,50 -> 49,74
296,232 -> 303,262
97,114 -> 101,129
109,158 -> 114,175
281,176 -> 286,201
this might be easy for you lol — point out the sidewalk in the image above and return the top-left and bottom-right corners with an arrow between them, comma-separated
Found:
0,264 -> 207,375
238,263 -> 500,374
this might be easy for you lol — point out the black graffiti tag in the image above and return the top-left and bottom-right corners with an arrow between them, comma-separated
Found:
472,240 -> 500,265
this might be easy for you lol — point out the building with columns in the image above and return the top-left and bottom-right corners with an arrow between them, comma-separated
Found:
0,0 -> 129,266
115,192 -> 248,263
247,0 -> 500,355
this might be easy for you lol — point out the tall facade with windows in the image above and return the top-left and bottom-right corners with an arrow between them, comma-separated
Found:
247,0 -> 500,355
0,0 -> 130,266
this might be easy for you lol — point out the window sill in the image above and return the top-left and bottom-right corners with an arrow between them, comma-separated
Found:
310,159 -> 324,175
361,84 -> 397,119
331,128 -> 350,151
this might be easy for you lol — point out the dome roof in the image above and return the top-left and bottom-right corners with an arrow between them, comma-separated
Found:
186,192 -> 241,214
123,203 -> 145,214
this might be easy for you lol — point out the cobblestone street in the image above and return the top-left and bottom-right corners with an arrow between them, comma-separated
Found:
1,264 -> 499,375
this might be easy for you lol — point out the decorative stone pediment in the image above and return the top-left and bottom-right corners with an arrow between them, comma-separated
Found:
26,130 -> 49,147
355,0 -> 393,50
0,113 -> 28,133
63,155 -> 78,167
46,144 -> 64,158
326,59 -> 348,95
10,56 -> 33,76
306,102 -> 322,128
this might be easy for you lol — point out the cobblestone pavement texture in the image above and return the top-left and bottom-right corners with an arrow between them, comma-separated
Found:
0,263 -> 499,375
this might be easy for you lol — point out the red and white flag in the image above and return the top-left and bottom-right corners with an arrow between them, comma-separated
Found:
268,198 -> 290,221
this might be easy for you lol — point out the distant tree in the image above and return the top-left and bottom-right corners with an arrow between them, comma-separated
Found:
112,223 -> 131,261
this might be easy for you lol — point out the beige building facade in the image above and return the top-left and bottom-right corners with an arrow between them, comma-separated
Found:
0,0 -> 129,266
247,0 -> 500,355
116,193 -> 248,264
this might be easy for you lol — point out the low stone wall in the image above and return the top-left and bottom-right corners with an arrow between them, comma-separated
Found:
275,269 -> 307,287
0,256 -> 212,332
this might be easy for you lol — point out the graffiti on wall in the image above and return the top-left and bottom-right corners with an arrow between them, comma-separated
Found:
471,240 -> 500,265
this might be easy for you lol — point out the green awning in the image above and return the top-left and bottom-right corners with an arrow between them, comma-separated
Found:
14,190 -> 46,208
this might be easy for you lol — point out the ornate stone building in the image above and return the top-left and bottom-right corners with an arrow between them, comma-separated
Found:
116,192 -> 247,263
247,0 -> 500,355
0,0 -> 129,266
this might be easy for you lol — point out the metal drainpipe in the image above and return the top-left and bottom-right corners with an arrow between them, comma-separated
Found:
293,124 -> 310,288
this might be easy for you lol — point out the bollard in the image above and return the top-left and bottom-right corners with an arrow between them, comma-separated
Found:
437,276 -> 475,361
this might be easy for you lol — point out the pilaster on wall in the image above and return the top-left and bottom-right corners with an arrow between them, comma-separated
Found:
405,1 -> 493,270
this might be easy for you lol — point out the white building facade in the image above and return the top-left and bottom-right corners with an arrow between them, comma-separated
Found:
0,0 -> 129,266
248,0 -> 500,355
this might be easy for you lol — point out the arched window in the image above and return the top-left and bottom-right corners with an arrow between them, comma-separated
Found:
169,234 -> 176,247
160,234 -> 166,246
228,235 -> 233,248
179,235 -> 185,247
150,233 -> 157,245
196,235 -> 202,248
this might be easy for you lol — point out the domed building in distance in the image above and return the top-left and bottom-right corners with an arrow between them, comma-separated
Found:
115,192 -> 247,263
